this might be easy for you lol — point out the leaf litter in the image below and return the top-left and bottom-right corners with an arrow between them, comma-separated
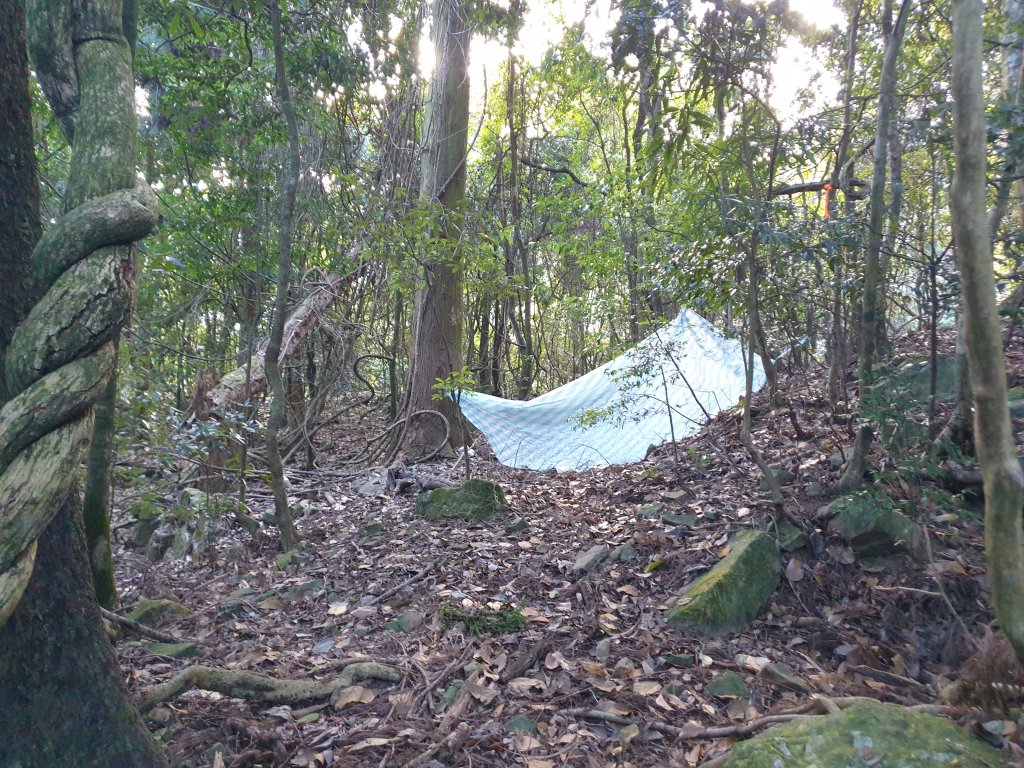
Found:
109,326 -> 1024,767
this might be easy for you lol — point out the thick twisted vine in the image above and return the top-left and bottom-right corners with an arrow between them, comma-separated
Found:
0,184 -> 159,626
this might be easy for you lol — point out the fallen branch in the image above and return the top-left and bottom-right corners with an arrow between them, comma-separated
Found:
847,664 -> 927,689
769,178 -> 868,200
365,562 -> 435,606
200,261 -> 363,417
403,722 -> 471,768
137,661 -> 401,711
101,607 -> 195,645
412,645 -> 475,714
502,636 -> 553,682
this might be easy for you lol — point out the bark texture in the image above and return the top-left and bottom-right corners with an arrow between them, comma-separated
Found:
0,0 -> 40,405
264,0 -> 301,550
951,0 -> 1024,662
403,0 -> 470,459
0,0 -> 165,763
0,498 -> 166,767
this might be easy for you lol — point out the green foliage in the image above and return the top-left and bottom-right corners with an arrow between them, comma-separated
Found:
129,489 -> 164,521
439,603 -> 526,636
432,367 -> 478,400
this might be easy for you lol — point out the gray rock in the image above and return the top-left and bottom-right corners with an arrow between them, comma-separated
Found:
573,544 -> 610,574
610,540 -> 637,563
385,609 -> 425,633
827,496 -> 924,558
758,662 -> 808,692
662,513 -> 698,527
636,502 -> 664,518
127,598 -> 188,626
706,672 -> 749,698
760,467 -> 796,490
505,715 -> 538,734
777,524 -> 807,552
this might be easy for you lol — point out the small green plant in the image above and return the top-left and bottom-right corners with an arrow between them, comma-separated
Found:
432,367 -> 478,401
440,604 -> 527,636
129,488 -> 164,521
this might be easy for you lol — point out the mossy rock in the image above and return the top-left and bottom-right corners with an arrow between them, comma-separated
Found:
666,531 -> 781,636
725,700 -> 1005,767
875,355 -> 956,404
706,671 -> 750,698
127,598 -> 188,626
827,496 -> 924,558
417,478 -> 508,522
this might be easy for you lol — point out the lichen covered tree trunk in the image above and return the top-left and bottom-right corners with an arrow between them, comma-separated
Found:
83,334 -> 119,608
0,0 -> 165,763
951,0 -> 1024,663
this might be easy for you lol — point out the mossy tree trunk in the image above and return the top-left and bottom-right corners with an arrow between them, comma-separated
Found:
951,0 -> 1024,663
0,0 -> 165,763
83,333 -> 119,608
0,0 -> 40,404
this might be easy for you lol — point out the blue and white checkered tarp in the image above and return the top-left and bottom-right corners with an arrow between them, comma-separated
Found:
457,309 -> 765,471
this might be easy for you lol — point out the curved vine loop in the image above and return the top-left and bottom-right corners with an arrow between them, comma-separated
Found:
0,0 -> 160,627
0,184 -> 159,626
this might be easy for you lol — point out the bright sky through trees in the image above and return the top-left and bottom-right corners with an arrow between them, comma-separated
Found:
416,0 -> 845,124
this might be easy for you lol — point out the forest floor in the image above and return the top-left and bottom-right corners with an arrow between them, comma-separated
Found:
110,326 -> 1024,768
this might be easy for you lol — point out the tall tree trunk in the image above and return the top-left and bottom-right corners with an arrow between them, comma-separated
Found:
82,335 -> 119,608
827,0 -> 863,409
0,0 -> 39,403
951,0 -> 1024,664
0,0 -> 164,763
839,0 -> 912,491
402,0 -> 470,458
877,101 -> 904,355
265,0 -> 300,551
0,497 -> 166,767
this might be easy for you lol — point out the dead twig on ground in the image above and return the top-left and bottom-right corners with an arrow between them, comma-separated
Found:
101,607 -> 196,645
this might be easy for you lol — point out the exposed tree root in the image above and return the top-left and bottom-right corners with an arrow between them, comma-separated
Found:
137,661 -> 401,712
562,695 -> 965,750
100,607 -> 195,645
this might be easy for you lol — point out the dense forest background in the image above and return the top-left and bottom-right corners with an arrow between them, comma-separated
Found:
4,0 -> 1024,765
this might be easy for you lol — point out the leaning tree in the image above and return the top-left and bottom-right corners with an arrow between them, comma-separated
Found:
0,0 -> 166,764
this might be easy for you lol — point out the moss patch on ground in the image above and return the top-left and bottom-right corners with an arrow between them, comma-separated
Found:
725,700 -> 1005,767
417,478 -> 508,521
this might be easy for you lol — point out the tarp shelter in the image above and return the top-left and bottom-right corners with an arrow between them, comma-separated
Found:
458,309 -> 765,471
